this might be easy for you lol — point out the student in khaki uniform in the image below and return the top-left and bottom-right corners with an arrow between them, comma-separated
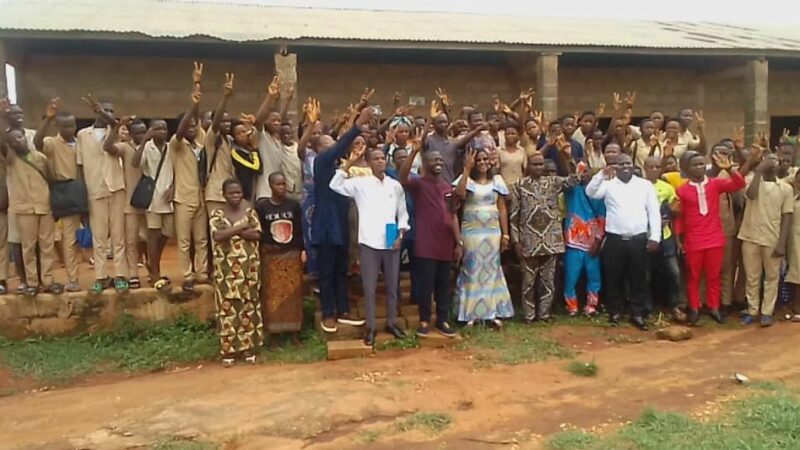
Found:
33,98 -> 83,292
1,101 -> 37,293
253,76 -> 284,200
204,73 -> 236,216
172,65 -> 209,291
105,117 -> 147,289
78,98 -> 129,294
0,128 -> 61,296
738,153 -> 794,327
134,120 -> 174,288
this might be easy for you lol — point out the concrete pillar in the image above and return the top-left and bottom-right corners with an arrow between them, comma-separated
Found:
744,58 -> 768,145
274,51 -> 298,125
535,52 -> 560,123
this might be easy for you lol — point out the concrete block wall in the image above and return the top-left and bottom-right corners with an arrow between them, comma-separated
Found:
15,53 -> 800,147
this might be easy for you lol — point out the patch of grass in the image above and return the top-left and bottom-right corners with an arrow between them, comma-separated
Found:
152,438 -> 219,450
750,380 -> 787,392
358,429 -> 385,444
376,334 -> 420,351
396,412 -> 453,435
260,329 -> 326,364
548,430 -> 597,449
459,322 -> 573,365
0,314 -> 219,384
548,389 -> 800,450
566,360 -> 598,377
0,312 -> 328,385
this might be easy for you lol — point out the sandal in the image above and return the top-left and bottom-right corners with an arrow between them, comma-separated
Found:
245,355 -> 257,365
16,283 -> 28,295
154,277 -> 172,292
792,314 -> 800,323
490,319 -> 504,330
89,279 -> 107,295
181,280 -> 195,293
24,286 -> 38,298
47,283 -> 64,295
129,278 -> 141,290
114,277 -> 129,293
222,358 -> 235,368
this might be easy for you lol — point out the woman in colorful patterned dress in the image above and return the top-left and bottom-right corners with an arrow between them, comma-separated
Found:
453,144 -> 514,327
210,178 -> 263,367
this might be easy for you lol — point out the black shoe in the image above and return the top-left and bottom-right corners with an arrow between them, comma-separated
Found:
630,316 -> 648,331
709,309 -> 724,324
609,314 -> 621,327
385,323 -> 407,339
364,328 -> 376,346
435,321 -> 457,338
688,308 -> 700,326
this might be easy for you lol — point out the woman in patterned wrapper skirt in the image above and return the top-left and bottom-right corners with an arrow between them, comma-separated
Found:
210,178 -> 263,367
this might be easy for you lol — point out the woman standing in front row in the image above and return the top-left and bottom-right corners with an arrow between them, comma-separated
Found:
210,178 -> 263,367
453,140 -> 514,327
256,172 -> 306,346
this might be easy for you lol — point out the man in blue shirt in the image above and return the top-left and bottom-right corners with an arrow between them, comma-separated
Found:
312,107 -> 373,333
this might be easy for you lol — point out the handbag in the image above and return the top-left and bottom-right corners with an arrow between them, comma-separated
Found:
18,154 -> 87,219
130,146 -> 168,210
76,225 -> 93,249
50,179 -> 89,219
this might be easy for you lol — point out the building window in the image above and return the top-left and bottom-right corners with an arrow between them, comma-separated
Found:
4,63 -> 17,104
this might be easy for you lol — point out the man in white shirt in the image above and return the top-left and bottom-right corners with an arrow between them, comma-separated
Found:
586,153 -> 661,330
330,145 -> 410,347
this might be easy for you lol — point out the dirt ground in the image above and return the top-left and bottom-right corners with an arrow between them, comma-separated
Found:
2,321 -> 799,450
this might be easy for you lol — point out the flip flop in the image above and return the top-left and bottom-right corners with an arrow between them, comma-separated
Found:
154,277 -> 172,292
181,280 -> 195,293
129,278 -> 141,289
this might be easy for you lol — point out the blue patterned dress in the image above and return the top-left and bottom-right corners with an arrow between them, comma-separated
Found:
453,175 -> 514,321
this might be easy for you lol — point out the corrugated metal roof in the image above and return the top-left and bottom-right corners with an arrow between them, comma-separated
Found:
2,0 -> 800,53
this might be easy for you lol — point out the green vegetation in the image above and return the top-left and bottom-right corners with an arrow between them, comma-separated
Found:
152,439 -> 219,450
0,313 -> 325,385
358,429 -> 385,444
458,321 -> 573,365
396,412 -> 453,435
566,360 -> 598,377
548,389 -> 800,450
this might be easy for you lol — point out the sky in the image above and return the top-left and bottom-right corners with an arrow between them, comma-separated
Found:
193,0 -> 800,25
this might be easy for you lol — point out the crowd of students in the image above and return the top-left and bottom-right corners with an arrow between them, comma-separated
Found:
1,62 -> 798,365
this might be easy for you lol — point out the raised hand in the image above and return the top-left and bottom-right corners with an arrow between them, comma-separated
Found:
411,127 -> 424,151
611,92 -> 622,111
756,131 -> 769,149
712,151 -> 732,170
749,144 -> 765,163
81,93 -> 102,113
395,103 -> 414,117
359,87 -> 375,106
501,103 -> 515,116
533,110 -> 544,125
624,91 -> 637,108
595,102 -> 606,117
392,91 -> 403,108
192,61 -> 204,85
650,130 -> 664,148
694,110 -> 705,130
191,83 -> 202,105
556,133 -> 571,154
492,95 -> 501,113
434,87 -> 452,109
0,97 -> 10,117
602,165 -> 617,179
240,113 -> 256,125
463,148 -> 477,173
780,128 -> 792,144
430,100 -> 441,119
223,72 -> 235,97
385,127 -> 396,145
118,115 -> 136,128
267,76 -> 281,98
663,139 -> 675,158
45,97 -> 61,118
348,140 -> 366,163
732,126 -> 745,150
355,106 -> 374,126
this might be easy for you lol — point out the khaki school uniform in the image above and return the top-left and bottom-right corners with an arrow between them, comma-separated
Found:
7,129 -> 36,246
8,150 -> 55,287
170,135 -> 208,282
631,137 -> 662,171
77,126 -> 127,280
716,169 -> 741,306
204,127 -> 234,215
41,134 -> 81,283
142,140 -> 175,237
256,130 -> 282,199
672,129 -> 701,160
280,142 -> 303,202
738,178 -> 794,317
119,141 -> 146,280
0,153 -> 8,282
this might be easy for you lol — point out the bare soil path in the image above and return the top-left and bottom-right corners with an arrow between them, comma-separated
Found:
2,323 -> 799,450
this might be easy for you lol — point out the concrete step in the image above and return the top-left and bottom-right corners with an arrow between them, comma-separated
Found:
314,312 -> 414,340
326,339 -> 372,360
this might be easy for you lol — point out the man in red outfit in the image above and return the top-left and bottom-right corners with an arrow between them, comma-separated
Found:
676,145 -> 762,325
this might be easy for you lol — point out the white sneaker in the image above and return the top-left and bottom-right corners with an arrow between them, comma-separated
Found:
337,314 -> 366,326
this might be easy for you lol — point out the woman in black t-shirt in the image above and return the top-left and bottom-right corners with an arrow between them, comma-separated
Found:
255,172 -> 305,346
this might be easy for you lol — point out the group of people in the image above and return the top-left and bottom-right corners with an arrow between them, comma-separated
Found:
1,62 -> 798,365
